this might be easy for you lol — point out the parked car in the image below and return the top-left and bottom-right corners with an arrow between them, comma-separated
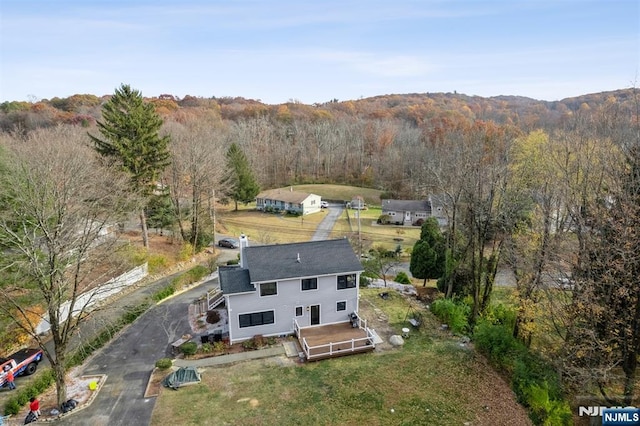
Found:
321,201 -> 329,208
218,238 -> 239,249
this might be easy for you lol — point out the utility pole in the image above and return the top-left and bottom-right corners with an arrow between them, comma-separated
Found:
357,203 -> 362,258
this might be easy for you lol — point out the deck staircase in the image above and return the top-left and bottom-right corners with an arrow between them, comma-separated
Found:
207,288 -> 224,310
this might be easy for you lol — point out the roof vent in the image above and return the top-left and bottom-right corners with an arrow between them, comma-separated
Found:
296,253 -> 301,263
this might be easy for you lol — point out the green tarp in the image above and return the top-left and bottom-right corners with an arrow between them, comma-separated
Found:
162,367 -> 201,390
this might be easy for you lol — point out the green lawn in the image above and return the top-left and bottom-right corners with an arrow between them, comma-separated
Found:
330,207 -> 421,253
150,289 -> 532,426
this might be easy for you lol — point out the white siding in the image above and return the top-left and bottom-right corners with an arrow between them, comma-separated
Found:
227,273 -> 359,343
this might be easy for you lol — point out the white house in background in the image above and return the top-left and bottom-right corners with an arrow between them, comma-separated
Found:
255,188 -> 321,215
381,195 -> 448,227
218,236 -> 370,348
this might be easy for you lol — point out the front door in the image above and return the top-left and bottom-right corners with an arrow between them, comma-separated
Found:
404,210 -> 411,223
310,305 -> 320,325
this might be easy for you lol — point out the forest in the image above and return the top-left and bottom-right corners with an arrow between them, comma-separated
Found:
1,88 -> 637,196
0,86 -> 638,422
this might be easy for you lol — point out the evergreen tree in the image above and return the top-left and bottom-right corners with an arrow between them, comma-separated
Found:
89,84 -> 170,247
410,217 -> 446,286
146,190 -> 176,236
223,143 -> 260,211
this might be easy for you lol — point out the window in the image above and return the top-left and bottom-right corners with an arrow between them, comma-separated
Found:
337,274 -> 356,290
238,310 -> 275,328
260,282 -> 277,296
295,306 -> 303,317
301,278 -> 318,291
336,301 -> 346,311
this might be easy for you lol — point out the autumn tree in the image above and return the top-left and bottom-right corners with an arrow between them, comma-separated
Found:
222,142 -> 260,211
88,84 -> 171,247
0,126 -> 135,407
165,120 -> 225,250
561,97 -> 640,406
410,217 -> 445,286
426,121 -> 519,323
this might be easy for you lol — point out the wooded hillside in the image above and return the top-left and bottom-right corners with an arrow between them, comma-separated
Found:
1,88 -> 635,199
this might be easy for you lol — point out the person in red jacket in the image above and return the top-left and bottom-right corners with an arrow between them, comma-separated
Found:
5,368 -> 16,390
29,397 -> 41,417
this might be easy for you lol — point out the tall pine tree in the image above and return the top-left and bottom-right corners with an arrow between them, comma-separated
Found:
223,143 -> 260,211
89,84 -> 170,247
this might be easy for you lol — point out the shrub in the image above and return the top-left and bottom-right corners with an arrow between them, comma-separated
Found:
4,398 -> 20,416
180,341 -> 198,356
484,303 -> 517,331
359,275 -> 371,287
147,254 -> 170,274
395,271 -> 411,284
524,382 -> 572,425
206,310 -> 221,324
253,335 -> 265,348
186,265 -> 209,283
201,343 -> 213,353
473,319 -> 522,369
155,358 -> 173,369
430,298 -> 470,334
377,214 -> 391,224
242,338 -> 256,350
152,284 -> 175,302
474,318 -> 572,425
226,258 -> 239,265
178,242 -> 194,261
187,231 -> 213,251
213,341 -> 226,352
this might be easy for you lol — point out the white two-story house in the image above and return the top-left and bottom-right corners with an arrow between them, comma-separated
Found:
218,236 -> 376,360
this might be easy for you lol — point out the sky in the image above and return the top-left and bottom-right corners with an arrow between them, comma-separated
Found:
0,0 -> 638,105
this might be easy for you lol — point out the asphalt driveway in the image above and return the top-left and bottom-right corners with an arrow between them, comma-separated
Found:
312,203 -> 344,241
58,276 -> 219,426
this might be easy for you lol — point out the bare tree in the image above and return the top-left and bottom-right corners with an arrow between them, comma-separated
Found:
165,120 -> 225,251
0,126 -> 136,406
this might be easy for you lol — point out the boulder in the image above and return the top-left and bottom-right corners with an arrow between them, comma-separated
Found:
389,335 -> 405,346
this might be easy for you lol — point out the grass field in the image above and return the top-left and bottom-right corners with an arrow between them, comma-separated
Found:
150,289 -> 532,426
330,206 -> 421,253
216,184 -> 421,251
291,184 -> 384,206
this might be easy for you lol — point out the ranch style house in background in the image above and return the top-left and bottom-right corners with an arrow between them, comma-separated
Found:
255,188 -> 321,215
381,196 -> 448,226
217,236 -> 376,360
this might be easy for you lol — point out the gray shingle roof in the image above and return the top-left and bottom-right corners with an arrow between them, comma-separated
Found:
246,238 -> 362,283
219,239 -> 363,295
256,188 -> 317,204
219,266 -> 254,294
382,199 -> 431,214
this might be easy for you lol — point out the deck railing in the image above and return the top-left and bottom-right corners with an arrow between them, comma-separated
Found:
294,316 -> 376,361
207,288 -> 224,310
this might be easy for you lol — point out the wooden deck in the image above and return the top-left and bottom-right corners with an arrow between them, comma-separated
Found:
295,320 -> 375,361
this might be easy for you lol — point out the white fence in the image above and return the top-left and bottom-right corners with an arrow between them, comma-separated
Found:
35,263 -> 148,335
